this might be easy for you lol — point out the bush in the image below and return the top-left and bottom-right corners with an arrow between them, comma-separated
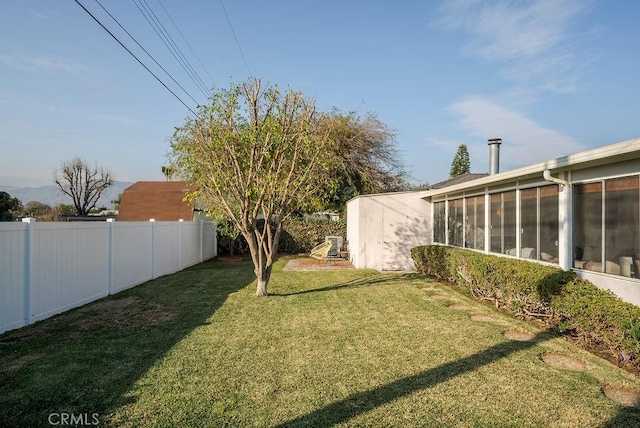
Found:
278,217 -> 346,254
216,217 -> 347,255
411,245 -> 640,360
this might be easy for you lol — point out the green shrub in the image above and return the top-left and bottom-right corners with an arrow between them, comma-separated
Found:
411,245 -> 640,359
216,217 -> 347,255
278,217 -> 346,253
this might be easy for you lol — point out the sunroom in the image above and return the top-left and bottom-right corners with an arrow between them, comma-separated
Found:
422,138 -> 640,306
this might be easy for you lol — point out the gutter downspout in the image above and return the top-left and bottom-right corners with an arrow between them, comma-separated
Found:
543,170 -> 572,271
543,169 -> 570,190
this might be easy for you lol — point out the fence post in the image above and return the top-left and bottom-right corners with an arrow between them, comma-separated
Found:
150,219 -> 156,279
199,220 -> 204,263
215,221 -> 218,257
178,219 -> 184,269
107,219 -> 115,294
21,218 -> 35,326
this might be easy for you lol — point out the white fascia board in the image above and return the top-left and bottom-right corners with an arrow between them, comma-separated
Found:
424,137 -> 640,199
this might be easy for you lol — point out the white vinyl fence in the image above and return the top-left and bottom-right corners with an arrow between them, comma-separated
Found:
0,219 -> 216,334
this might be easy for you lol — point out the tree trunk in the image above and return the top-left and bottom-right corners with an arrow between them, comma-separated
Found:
255,266 -> 272,296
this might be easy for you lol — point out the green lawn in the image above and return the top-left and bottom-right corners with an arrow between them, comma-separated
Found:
1,257 -> 640,427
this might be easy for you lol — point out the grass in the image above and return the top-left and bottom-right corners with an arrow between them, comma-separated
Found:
1,256 -> 640,427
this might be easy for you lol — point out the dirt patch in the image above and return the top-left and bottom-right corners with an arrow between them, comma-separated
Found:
0,297 -> 177,343
428,294 -> 454,301
470,314 -> 502,323
217,256 -> 244,263
602,385 -> 640,408
504,329 -> 536,341
541,352 -> 586,371
75,297 -> 177,331
4,354 -> 43,373
449,303 -> 473,310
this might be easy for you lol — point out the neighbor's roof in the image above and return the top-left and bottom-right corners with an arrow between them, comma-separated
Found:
117,181 -> 197,221
428,173 -> 489,189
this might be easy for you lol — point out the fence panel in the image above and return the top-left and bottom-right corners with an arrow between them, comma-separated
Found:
152,222 -> 180,278
112,222 -> 153,293
0,220 -> 216,334
30,223 -> 110,323
181,222 -> 201,268
0,223 -> 27,333
203,222 -> 217,260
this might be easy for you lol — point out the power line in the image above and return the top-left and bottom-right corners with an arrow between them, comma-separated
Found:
93,0 -> 200,106
133,0 -> 209,97
139,0 -> 210,94
219,0 -> 252,77
156,0 -> 216,89
73,0 -> 197,116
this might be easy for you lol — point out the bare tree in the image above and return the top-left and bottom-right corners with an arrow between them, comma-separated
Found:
53,157 -> 114,216
170,78 -> 338,296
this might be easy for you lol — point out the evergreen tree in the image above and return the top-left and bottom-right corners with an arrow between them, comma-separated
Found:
449,144 -> 471,177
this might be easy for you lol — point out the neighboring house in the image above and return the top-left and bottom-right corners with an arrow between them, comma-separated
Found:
347,137 -> 640,306
118,181 -> 202,221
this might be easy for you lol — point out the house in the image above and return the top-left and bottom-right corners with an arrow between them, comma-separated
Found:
347,137 -> 640,306
117,181 -> 202,221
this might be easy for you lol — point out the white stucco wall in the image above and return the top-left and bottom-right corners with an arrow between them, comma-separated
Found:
347,191 -> 432,271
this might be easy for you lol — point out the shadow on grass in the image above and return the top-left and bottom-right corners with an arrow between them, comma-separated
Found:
277,330 -> 554,427
271,273 -> 421,296
0,259 -> 256,427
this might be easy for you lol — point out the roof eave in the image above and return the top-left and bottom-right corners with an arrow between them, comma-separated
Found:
424,137 -> 640,198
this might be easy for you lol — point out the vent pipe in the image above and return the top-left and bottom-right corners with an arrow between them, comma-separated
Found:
488,138 -> 502,175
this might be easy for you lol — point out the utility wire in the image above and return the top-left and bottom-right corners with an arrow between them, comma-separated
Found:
156,0 -> 216,89
134,0 -> 209,97
93,0 -> 200,106
219,0 -> 252,77
73,0 -> 197,116
139,0 -> 209,93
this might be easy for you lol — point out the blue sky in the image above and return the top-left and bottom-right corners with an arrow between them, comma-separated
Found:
1,0 -> 639,188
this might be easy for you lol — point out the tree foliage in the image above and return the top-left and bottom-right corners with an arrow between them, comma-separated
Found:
53,157 -> 113,216
161,165 -> 176,181
322,110 -> 407,209
170,78 -> 338,295
449,144 -> 471,177
23,201 -> 52,218
0,191 -> 22,221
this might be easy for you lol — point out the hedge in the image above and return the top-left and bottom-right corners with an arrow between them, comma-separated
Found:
217,217 -> 346,255
411,245 -> 640,361
278,217 -> 346,254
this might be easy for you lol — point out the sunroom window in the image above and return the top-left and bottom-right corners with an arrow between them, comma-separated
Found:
574,176 -> 639,278
465,195 -> 485,250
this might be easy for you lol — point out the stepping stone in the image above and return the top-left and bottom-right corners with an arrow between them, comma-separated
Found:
504,329 -> 535,341
602,385 -> 640,408
541,352 -> 586,371
449,303 -> 473,310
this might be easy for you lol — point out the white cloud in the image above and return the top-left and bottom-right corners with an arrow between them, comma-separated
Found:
28,57 -> 88,74
441,96 -> 585,170
437,0 -> 589,60
434,0 -> 594,94
0,53 -> 92,75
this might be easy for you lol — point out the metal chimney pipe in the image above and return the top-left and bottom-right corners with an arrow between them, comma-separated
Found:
488,138 -> 502,175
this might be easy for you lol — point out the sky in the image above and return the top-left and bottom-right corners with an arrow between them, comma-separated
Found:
1,0 -> 639,188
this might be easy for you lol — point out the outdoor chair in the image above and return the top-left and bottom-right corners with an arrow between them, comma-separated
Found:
309,241 -> 333,264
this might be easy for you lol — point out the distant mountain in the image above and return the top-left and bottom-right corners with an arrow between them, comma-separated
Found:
0,181 -> 133,209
